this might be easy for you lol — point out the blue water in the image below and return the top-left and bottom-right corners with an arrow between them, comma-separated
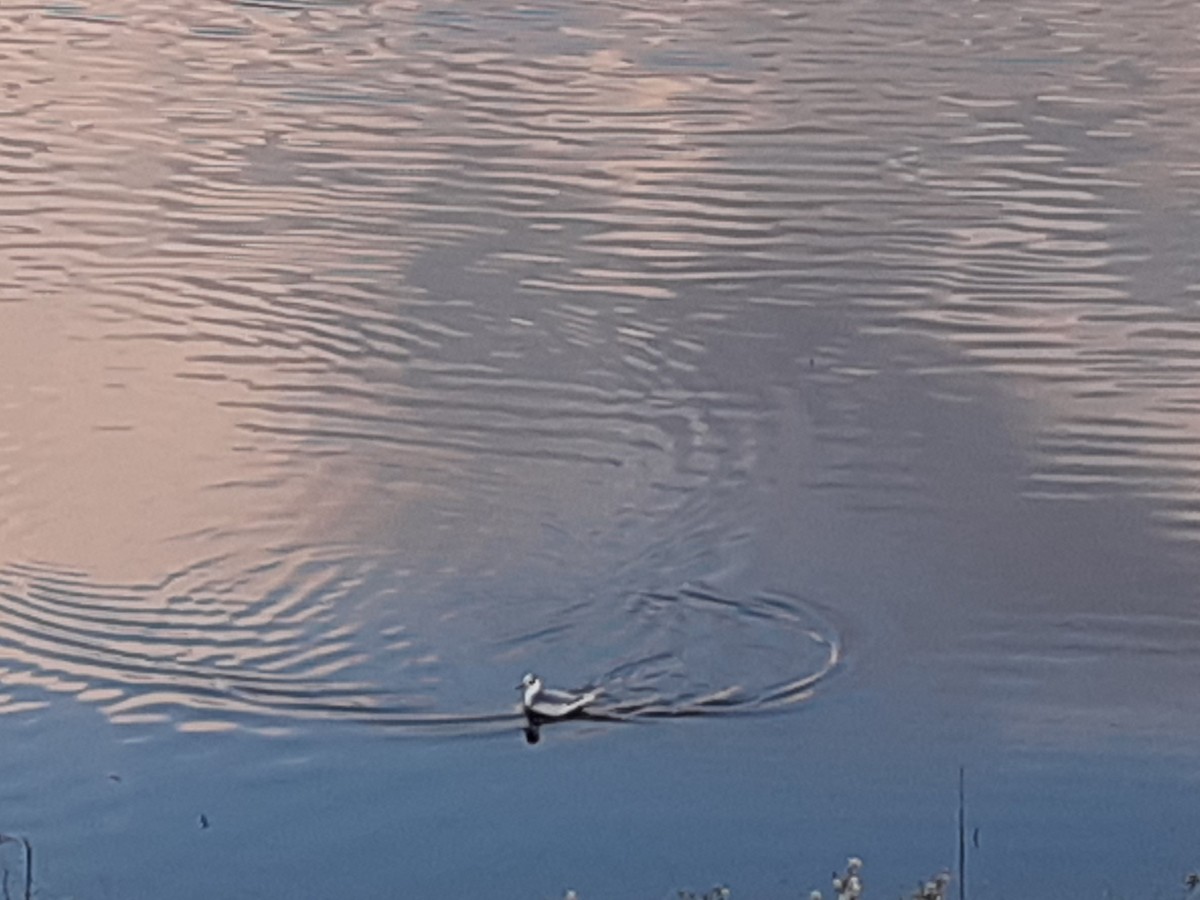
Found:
4,0 -> 1200,896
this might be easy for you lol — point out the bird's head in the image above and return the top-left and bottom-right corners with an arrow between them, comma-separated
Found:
517,672 -> 543,707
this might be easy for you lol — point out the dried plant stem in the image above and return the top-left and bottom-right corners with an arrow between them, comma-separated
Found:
957,767 -> 966,900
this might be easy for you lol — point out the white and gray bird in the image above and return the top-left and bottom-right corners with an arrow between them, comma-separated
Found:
518,673 -> 601,719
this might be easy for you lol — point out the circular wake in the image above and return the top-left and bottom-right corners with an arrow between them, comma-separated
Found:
0,563 -> 840,738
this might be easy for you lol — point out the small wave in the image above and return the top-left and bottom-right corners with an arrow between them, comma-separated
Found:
581,585 -> 841,719
0,560 -> 388,731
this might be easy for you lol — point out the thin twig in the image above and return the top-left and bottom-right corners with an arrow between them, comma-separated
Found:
957,766 -> 966,900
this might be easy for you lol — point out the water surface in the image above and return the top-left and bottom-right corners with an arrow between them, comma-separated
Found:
4,0 -> 1200,896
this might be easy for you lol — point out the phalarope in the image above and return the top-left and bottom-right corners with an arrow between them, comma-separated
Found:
517,673 -> 601,719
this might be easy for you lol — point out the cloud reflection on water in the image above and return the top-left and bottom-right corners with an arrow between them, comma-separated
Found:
2,0 -> 1200,761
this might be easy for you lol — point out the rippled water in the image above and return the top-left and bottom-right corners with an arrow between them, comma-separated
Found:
4,0 -> 1200,896
0,561 -> 838,733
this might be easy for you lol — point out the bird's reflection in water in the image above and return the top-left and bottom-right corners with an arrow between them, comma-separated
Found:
520,708 -> 579,745
520,705 -> 624,745
523,720 -> 541,744
520,706 -> 608,745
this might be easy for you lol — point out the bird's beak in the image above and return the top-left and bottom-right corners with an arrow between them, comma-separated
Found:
515,682 -> 524,690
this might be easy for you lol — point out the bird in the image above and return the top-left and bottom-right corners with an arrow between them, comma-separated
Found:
517,672 -> 601,719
